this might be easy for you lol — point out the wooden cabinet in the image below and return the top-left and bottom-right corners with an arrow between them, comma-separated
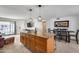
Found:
20,33 -> 25,45
20,32 -> 56,53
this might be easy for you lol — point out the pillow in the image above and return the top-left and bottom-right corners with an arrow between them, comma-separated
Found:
0,34 -> 2,37
0,32 -> 2,37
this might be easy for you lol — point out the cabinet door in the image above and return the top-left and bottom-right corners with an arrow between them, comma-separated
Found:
35,43 -> 46,53
29,35 -> 33,51
37,41 -> 47,53
47,37 -> 55,53
34,36 -> 39,52
35,36 -> 47,53
20,35 -> 25,44
39,46 -> 46,53
26,35 -> 30,49
38,37 -> 47,47
20,36 -> 23,43
25,34 -> 28,47
31,35 -> 36,52
23,34 -> 26,45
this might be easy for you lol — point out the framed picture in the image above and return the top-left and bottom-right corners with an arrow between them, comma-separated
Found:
54,21 -> 69,27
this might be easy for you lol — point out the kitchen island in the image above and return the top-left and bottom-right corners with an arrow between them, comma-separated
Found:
20,32 -> 56,53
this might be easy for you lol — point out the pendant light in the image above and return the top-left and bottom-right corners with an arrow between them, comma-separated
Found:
38,5 -> 42,21
28,8 -> 33,22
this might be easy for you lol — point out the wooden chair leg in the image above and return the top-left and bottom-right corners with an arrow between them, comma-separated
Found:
76,36 -> 78,44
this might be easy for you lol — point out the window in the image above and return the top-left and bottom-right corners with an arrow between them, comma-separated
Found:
0,21 -> 16,35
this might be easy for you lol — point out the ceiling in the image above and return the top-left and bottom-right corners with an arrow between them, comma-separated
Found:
0,5 -> 79,20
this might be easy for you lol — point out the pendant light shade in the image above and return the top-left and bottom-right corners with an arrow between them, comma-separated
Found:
28,8 -> 33,22
38,5 -> 42,21
38,16 -> 42,21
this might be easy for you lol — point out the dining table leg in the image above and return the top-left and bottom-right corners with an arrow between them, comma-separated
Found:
68,36 -> 70,42
67,32 -> 70,43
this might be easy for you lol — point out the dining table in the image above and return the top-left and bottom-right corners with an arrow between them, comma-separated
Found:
51,29 -> 75,42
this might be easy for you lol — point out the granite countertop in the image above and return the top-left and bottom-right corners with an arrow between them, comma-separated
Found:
20,31 -> 54,38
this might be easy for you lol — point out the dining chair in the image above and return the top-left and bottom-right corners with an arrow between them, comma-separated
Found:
53,29 -> 62,41
68,30 -> 79,44
60,29 -> 68,42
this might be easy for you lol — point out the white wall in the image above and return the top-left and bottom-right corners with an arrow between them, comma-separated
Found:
16,20 -> 25,34
16,18 -> 40,34
0,17 -> 26,35
47,16 -> 79,31
16,18 -> 48,34
0,17 -> 16,21
24,18 -> 43,32
0,16 -> 79,35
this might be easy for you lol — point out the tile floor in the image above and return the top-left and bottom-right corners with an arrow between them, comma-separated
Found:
0,35 -> 79,53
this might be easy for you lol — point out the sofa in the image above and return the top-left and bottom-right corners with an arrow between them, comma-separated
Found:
0,33 -> 4,48
0,32 -> 15,48
0,34 -> 2,37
